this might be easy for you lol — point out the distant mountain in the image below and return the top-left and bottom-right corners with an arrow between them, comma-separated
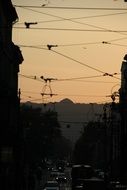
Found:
21,99 -> 104,145
59,98 -> 74,104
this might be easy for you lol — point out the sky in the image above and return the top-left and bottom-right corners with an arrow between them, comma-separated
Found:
11,0 -> 127,104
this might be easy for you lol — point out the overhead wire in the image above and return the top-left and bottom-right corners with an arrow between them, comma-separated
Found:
19,74 -> 119,104
51,49 -> 121,80
106,36 -> 127,42
19,45 -> 121,82
19,73 -> 120,83
18,44 -> 47,50
18,37 -> 127,48
56,80 -> 118,83
16,4 -> 123,103
14,5 -> 127,11
102,42 -> 127,47
15,11 -> 127,25
19,71 -> 120,103
56,74 -> 120,82
13,7 -> 127,36
19,73 -> 44,82
13,26 -> 127,33
18,43 -> 121,86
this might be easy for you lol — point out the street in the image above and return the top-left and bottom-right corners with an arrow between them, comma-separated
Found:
39,167 -> 72,190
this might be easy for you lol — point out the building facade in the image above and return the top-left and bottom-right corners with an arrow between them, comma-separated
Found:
0,1 -> 24,189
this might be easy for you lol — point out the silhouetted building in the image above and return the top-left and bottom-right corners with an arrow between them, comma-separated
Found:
119,54 -> 127,184
0,1 -> 24,189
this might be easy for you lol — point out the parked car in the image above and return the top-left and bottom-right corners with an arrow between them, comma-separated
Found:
43,181 -> 59,190
56,173 -> 67,183
71,164 -> 95,189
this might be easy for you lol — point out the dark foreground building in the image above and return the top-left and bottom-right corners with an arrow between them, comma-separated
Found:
119,54 -> 127,184
0,1 -> 24,189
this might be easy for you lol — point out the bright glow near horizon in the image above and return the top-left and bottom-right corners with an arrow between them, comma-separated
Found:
12,0 -> 127,104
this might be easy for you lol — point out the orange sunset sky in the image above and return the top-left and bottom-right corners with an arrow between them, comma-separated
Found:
12,0 -> 127,104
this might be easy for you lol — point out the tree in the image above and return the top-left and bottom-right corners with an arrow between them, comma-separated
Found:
20,104 -> 72,167
72,121 -> 105,168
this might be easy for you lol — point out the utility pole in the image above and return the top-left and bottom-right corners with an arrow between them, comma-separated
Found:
0,1 -> 24,190
119,54 -> 127,184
